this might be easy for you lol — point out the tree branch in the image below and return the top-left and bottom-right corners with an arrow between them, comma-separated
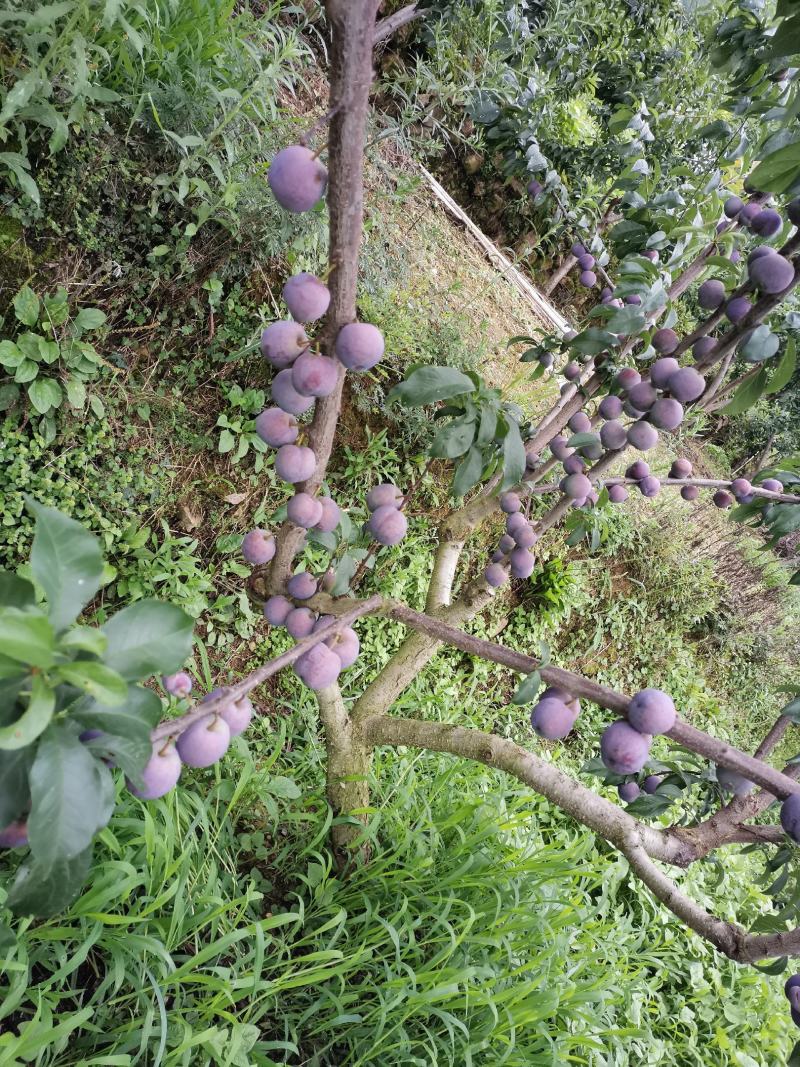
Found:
374,2 -> 420,44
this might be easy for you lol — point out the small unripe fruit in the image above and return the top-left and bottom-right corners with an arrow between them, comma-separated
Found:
713,490 -> 733,509
568,411 -> 592,434
667,367 -> 705,404
628,382 -> 657,411
369,505 -> 408,546
287,571 -> 317,600
615,367 -> 641,392
600,721 -> 651,774
669,458 -> 692,479
286,606 -> 316,639
608,484 -> 628,503
564,473 -> 592,500
599,395 -> 623,420
287,492 -> 323,529
618,781 -> 640,803
627,420 -> 659,452
255,407 -> 298,447
692,337 -> 716,362
531,697 -> 577,740
315,496 -> 341,533
326,626 -> 360,669
626,460 -> 650,480
260,321 -> 309,368
628,688 -> 676,734
220,697 -> 254,737
650,357 -> 680,390
164,671 -> 193,698
749,253 -> 795,294
484,563 -> 508,588
128,743 -> 182,800
367,483 -> 403,511
335,322 -> 384,371
291,352 -> 339,397
268,145 -> 328,212
751,208 -> 782,237
649,398 -> 684,431
681,485 -> 699,501
643,774 -> 663,794
271,369 -> 315,416
639,475 -> 661,498
510,547 -> 535,578
600,420 -> 627,450
782,794 -> 800,842
275,444 -> 316,484
723,195 -> 743,218
176,715 -> 231,768
652,328 -> 679,355
500,492 -> 522,513
264,595 -> 293,626
725,296 -> 753,324
242,529 -> 276,565
283,272 -> 330,322
698,279 -> 725,310
579,270 -> 596,288
731,477 -> 752,500
295,643 -> 341,690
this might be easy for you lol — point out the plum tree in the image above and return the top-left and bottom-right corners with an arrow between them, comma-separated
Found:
268,145 -> 328,212
283,272 -> 331,322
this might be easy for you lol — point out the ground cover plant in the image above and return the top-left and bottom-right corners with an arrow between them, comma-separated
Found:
3,0 -> 800,1063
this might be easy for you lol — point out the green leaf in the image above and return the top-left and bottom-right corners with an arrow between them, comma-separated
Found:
388,366 -> 475,407
789,1040 -> 800,1067
100,599 -> 194,681
0,746 -> 34,827
328,553 -> 359,597
59,626 -> 107,655
74,683 -> 161,747
65,377 -> 86,409
26,499 -> 104,632
13,285 -> 40,327
0,607 -> 54,667
27,376 -> 62,414
501,420 -> 526,491
0,570 -> 36,609
766,11 -> 800,57
430,417 -> 476,459
604,306 -> 645,335
0,339 -> 24,368
512,670 -> 542,705
452,446 -> 484,498
739,325 -> 780,363
749,141 -> 800,195
72,307 -> 107,332
567,432 -> 600,449
720,369 -> 768,415
0,923 -> 16,952
765,338 -> 796,395
56,661 -> 128,705
218,428 -> 235,453
14,358 -> 39,383
0,675 -> 55,750
27,722 -> 114,866
7,846 -> 93,917
568,328 -> 618,355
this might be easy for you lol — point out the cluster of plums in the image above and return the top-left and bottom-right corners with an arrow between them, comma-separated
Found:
570,241 -> 598,290
600,689 -> 677,777
484,491 -> 539,587
262,590 -> 361,691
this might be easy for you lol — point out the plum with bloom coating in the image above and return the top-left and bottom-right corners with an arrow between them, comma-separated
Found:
629,382 -> 657,411
287,492 -> 323,529
599,395 -> 623,420
260,321 -> 309,369
608,484 -> 628,503
564,473 -> 592,500
271,369 -> 315,416
164,671 -> 192,698
723,196 -> 743,218
681,485 -> 699,501
639,475 -> 661,498
568,411 -> 592,434
650,358 -> 680,390
698,280 -> 725,309
643,774 -> 663,794
220,696 -> 254,737
600,420 -> 627,450
327,626 -> 360,669
762,478 -> 784,493
275,444 -> 316,484
627,421 -> 659,451
242,529 -> 276,565
335,322 -> 384,371
749,254 -> 795,295
628,688 -> 676,734
295,643 -> 342,690
531,697 -> 576,740
713,490 -> 733,509
626,460 -> 649,480
287,571 -> 317,600
669,458 -> 692,479
286,607 -> 316,639
367,483 -> 402,510
292,352 -> 339,398
781,793 -> 800,843
268,145 -> 328,213
176,715 -> 231,768
315,497 -> 341,533
485,563 -> 508,588
652,328 -> 679,355
618,782 -> 640,803
600,721 -> 651,774
255,408 -> 298,447
0,819 -> 29,847
693,337 -> 716,362
649,398 -> 683,431
369,505 -> 408,546
283,272 -> 330,322
725,296 -> 753,324
731,478 -> 752,500
615,368 -> 640,392
579,270 -> 596,287
667,367 -> 705,404
510,547 -> 535,578
264,595 -> 293,626
500,492 -> 522,513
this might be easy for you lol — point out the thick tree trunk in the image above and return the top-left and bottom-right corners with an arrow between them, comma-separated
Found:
318,686 -> 374,866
